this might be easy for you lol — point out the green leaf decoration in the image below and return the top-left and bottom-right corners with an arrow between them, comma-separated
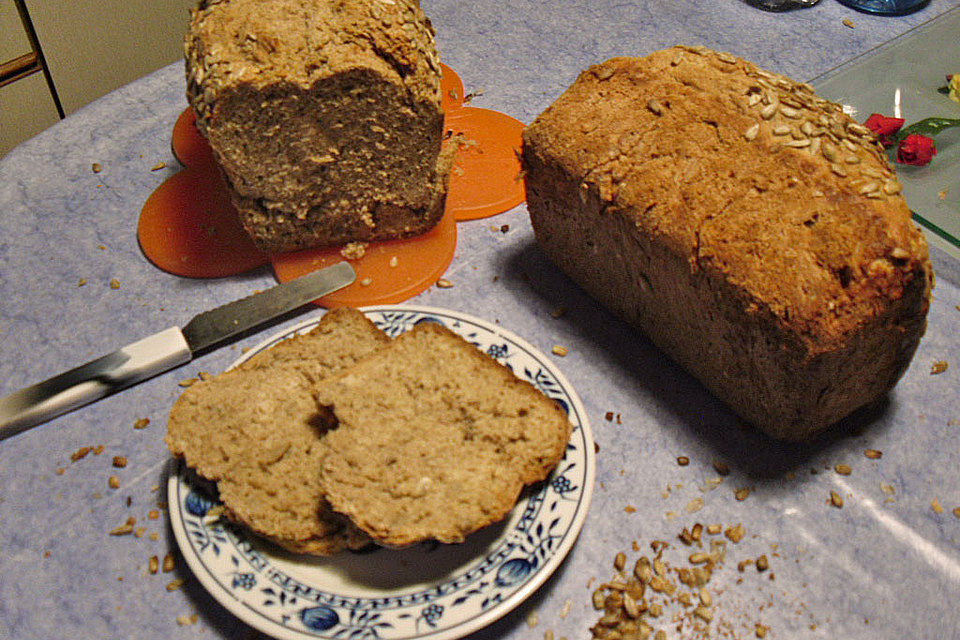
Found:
896,117 -> 960,142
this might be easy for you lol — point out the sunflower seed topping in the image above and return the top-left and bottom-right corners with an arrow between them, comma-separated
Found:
743,123 -> 760,141
779,106 -> 800,119
883,180 -> 902,195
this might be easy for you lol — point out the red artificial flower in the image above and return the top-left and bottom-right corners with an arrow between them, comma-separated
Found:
864,113 -> 905,147
896,133 -> 937,166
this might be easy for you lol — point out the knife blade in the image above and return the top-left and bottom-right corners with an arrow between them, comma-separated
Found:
0,262 -> 356,439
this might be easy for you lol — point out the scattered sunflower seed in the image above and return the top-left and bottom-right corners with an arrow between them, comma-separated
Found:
436,278 -> 453,288
930,361 -> 948,375
724,524 -> 745,543
864,449 -> 883,460
734,487 -> 751,501
109,517 -> 136,536
552,345 -> 568,357
676,456 -> 690,466
133,417 -> 150,429
931,499 -> 944,514
834,463 -> 852,476
829,491 -> 844,508
756,555 -> 769,572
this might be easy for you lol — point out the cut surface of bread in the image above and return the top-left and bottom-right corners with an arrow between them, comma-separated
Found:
314,322 -> 572,547
184,0 -> 450,253
166,307 -> 389,554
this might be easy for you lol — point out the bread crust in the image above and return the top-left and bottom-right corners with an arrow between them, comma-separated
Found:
184,0 -> 449,252
522,48 -> 933,440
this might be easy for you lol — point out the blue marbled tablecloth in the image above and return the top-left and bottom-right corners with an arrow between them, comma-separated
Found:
1,2 -> 958,638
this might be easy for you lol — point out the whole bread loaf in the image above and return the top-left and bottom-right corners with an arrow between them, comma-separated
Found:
185,0 -> 451,253
314,322 -> 572,547
521,47 -> 932,440
166,307 -> 389,554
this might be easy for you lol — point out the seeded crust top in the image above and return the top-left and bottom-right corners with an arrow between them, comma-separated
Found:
523,47 -> 932,351
185,0 -> 442,131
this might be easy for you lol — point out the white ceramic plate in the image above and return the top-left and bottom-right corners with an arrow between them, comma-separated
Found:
168,305 -> 595,640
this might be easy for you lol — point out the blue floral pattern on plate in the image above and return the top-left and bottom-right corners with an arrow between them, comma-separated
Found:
168,305 -> 595,640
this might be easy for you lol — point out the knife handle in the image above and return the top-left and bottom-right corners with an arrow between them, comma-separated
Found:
0,327 -> 191,440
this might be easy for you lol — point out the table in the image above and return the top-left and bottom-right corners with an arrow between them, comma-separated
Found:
1,1 -> 958,638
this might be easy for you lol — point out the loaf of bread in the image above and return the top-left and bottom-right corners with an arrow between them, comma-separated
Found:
314,322 -> 572,547
166,307 -> 389,554
521,47 -> 932,440
184,0 -> 451,253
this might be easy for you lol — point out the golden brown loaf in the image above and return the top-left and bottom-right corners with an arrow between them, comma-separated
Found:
165,307 -> 389,554
314,322 -> 572,547
184,0 -> 451,253
522,47 -> 932,440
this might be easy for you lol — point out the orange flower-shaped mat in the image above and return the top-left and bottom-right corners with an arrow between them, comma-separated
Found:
138,64 -> 525,306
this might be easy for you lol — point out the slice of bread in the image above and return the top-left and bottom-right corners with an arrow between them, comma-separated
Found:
314,322 -> 572,547
166,307 -> 389,554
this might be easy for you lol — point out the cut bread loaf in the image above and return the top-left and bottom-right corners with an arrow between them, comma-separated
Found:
522,47 -> 932,441
314,322 -> 572,547
184,0 -> 451,253
166,307 -> 389,554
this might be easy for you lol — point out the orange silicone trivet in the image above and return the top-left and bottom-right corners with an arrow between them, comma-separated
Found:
138,63 -> 519,306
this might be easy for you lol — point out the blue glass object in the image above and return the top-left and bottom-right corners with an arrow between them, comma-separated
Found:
835,0 -> 929,15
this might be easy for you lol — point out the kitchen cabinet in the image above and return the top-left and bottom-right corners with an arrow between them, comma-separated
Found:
2,0 -> 194,155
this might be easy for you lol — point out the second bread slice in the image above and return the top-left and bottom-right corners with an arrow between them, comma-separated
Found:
315,322 -> 572,547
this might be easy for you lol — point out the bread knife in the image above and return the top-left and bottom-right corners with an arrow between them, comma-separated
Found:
0,262 -> 356,439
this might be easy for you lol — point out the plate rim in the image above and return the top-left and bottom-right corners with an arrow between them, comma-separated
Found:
168,304 -> 596,640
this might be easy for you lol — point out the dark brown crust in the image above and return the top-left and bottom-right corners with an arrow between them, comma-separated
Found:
521,48 -> 932,440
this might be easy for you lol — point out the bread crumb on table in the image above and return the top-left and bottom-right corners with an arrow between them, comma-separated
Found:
842,18 -> 855,28
930,360 -> 948,375
436,278 -> 453,288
